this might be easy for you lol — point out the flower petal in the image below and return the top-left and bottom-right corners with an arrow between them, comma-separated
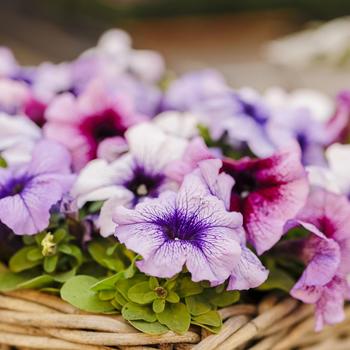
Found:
228,246 -> 269,290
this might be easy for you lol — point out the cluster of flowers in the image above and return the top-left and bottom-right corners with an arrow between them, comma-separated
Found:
1,29 -> 350,332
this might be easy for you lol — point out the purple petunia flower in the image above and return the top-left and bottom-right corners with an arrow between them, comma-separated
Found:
114,163 -> 268,288
0,140 -> 74,235
190,159 -> 269,289
113,170 -> 243,282
289,188 -> 350,330
71,122 -> 187,237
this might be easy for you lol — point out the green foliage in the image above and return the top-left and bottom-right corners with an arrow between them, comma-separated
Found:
61,275 -> 115,313
156,302 -> 191,334
88,238 -> 135,272
2,216 -> 244,336
0,228 -> 84,292
259,260 -> 295,293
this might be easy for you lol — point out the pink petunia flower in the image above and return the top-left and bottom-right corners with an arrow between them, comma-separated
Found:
289,188 -> 350,330
44,80 -> 148,170
222,145 -> 309,255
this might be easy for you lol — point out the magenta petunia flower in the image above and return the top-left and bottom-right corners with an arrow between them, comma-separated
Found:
289,189 -> 350,330
44,80 -> 148,170
114,170 -> 243,283
223,145 -> 309,255
0,140 -> 74,235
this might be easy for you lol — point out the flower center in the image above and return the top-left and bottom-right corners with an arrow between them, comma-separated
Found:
124,165 -> 165,203
79,108 -> 127,159
240,99 -> 268,125
154,287 -> 167,299
231,170 -> 258,196
157,209 -> 208,242
0,176 -> 29,198
296,133 -> 308,152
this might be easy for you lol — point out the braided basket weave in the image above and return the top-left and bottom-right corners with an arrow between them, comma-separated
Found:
0,291 -> 349,350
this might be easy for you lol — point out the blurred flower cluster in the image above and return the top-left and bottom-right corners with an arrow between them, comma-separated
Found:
1,29 -> 350,334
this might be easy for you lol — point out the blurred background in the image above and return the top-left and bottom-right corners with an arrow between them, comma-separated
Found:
2,0 -> 350,94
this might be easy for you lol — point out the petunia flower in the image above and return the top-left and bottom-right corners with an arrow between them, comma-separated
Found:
0,140 -> 74,235
113,169 -> 244,283
0,47 -> 18,78
0,79 -> 30,115
288,188 -> 350,330
153,111 -> 200,140
71,122 -> 187,237
0,112 -> 41,166
222,145 -> 309,255
307,143 -> 350,196
44,79 -> 148,170
81,29 -> 165,84
191,159 -> 269,289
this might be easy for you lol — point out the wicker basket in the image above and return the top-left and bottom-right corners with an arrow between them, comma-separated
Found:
0,291 -> 349,350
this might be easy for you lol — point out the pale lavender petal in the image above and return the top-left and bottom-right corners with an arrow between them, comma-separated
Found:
0,179 -> 62,235
228,246 -> 269,290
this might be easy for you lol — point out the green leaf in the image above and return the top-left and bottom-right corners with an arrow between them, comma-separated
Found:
258,266 -> 294,293
90,260 -> 138,292
122,302 -> 157,322
98,290 -> 116,301
114,290 -> 128,306
176,276 -> 203,298
185,295 -> 211,316
61,276 -> 115,313
58,244 -> 83,265
26,247 -> 43,262
149,277 -> 159,290
0,262 -> 7,273
166,291 -> 180,303
17,275 -> 55,290
191,322 -> 221,334
115,274 -> 148,299
0,271 -> 37,292
43,255 -> 59,273
0,156 -> 7,168
88,240 -> 124,271
164,278 -> 177,291
9,247 -> 42,272
22,235 -> 36,246
128,282 -> 156,304
210,290 -> 240,307
52,267 -> 78,283
192,310 -> 222,327
53,228 -> 67,243
153,298 -> 166,313
35,232 -> 47,246
157,303 -> 191,334
88,200 -> 105,213
128,320 -> 168,335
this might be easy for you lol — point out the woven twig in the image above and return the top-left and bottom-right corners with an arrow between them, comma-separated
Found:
0,332 -> 111,350
0,295 -> 60,314
260,304 -> 314,336
192,315 -> 249,350
42,328 -> 200,346
218,304 -> 256,320
215,298 -> 298,349
0,310 -> 135,333
1,291 -> 350,350
7,290 -> 78,314
249,330 -> 287,350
